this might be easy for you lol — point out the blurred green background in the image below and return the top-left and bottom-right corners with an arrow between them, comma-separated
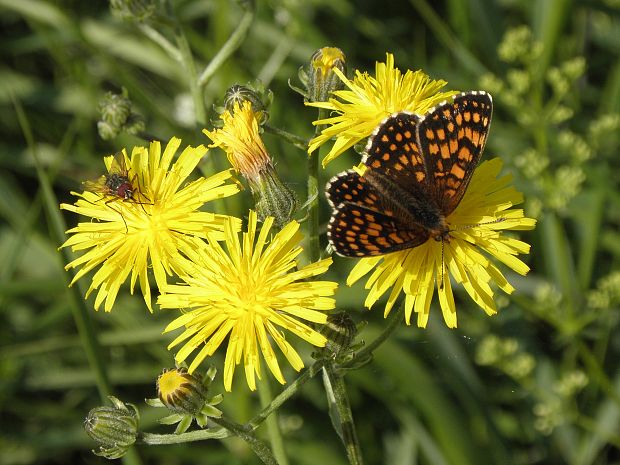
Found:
1,0 -> 620,464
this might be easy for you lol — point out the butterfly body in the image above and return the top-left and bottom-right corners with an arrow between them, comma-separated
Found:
327,91 -> 493,257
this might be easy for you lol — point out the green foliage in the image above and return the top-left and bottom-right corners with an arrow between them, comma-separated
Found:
1,1 -> 619,464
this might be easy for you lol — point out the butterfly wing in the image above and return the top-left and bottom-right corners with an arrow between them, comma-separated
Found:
326,171 -> 430,257
416,91 -> 492,215
362,112 -> 430,198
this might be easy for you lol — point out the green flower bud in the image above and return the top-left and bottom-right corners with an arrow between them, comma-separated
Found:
316,312 -> 358,360
109,0 -> 157,22
98,89 -> 144,140
223,84 -> 271,126
84,396 -> 139,460
299,47 -> 346,102
252,165 -> 297,229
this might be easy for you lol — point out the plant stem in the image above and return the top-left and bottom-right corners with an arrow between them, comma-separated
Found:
307,108 -> 328,262
263,124 -> 309,150
210,417 -> 280,465
175,27 -> 206,125
257,375 -> 289,465
323,364 -> 364,465
249,359 -> 326,430
139,24 -> 182,62
197,5 -> 255,87
341,301 -> 405,369
141,427 -> 230,444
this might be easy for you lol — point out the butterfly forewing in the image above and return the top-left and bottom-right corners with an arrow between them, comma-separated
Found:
416,91 -> 492,215
362,112 -> 429,197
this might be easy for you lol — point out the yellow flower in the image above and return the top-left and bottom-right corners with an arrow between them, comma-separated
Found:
203,101 -> 297,228
60,137 -> 241,312
203,101 -> 271,184
158,211 -> 337,391
347,159 -> 536,328
307,53 -> 458,167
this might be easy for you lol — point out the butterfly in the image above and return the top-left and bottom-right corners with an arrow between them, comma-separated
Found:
326,91 -> 493,257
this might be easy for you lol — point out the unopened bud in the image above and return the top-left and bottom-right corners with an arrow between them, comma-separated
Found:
157,368 -> 207,416
301,47 -> 346,102
84,396 -> 139,460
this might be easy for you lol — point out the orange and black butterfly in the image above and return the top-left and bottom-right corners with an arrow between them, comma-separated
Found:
326,91 -> 493,257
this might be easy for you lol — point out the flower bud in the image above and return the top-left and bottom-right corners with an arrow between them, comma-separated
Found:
252,165 -> 297,229
98,89 -> 145,140
110,0 -> 157,22
84,396 -> 139,460
147,367 -> 223,434
157,368 -> 207,416
317,312 -> 357,359
301,47 -> 346,102
223,84 -> 271,126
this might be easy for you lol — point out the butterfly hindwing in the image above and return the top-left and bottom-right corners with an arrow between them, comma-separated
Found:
327,170 -> 433,257
328,201 -> 430,257
416,91 -> 492,215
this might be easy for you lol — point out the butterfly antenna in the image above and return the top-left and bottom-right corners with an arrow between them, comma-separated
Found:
451,217 -> 506,233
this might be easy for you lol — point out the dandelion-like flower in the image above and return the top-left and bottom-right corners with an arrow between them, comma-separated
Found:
307,52 -> 457,167
347,159 -> 536,328
60,137 -> 241,312
204,101 -> 296,228
158,211 -> 337,391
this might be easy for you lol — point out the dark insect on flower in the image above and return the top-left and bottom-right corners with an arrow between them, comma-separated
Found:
83,152 -> 136,201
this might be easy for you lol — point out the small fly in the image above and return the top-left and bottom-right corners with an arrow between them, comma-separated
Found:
83,152 -> 135,201
82,152 -> 149,231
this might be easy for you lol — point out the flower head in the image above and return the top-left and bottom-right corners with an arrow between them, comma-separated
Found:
158,211 -> 337,391
347,158 -> 536,328
146,366 -> 223,434
204,102 -> 296,228
60,137 -> 241,312
307,53 -> 457,167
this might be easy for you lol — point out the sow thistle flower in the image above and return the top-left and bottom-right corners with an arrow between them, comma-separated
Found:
158,210 -> 337,391
60,138 -> 241,312
347,159 -> 536,328
204,101 -> 296,228
307,52 -> 457,167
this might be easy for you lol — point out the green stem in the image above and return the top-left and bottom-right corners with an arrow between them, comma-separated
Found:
263,124 -> 309,150
249,359 -> 326,430
197,6 -> 255,87
176,28 -> 206,125
307,108 -> 328,262
257,375 -> 289,465
323,364 -> 364,465
14,97 -> 112,401
341,301 -> 405,369
210,417 -> 279,465
141,426 -> 230,444
139,24 -> 182,62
